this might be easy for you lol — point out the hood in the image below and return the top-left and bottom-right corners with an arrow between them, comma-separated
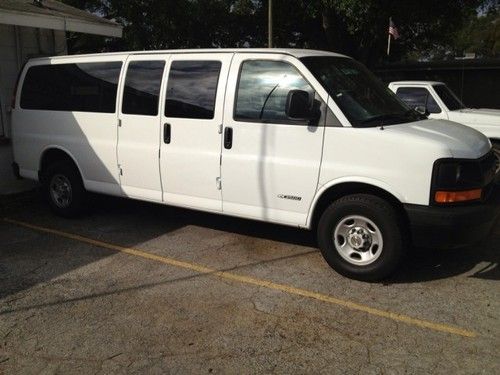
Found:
448,108 -> 500,126
384,119 -> 491,159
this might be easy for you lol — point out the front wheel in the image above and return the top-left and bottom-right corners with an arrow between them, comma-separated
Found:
317,194 -> 405,281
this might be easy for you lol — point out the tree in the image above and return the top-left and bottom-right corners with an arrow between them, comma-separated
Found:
61,0 -> 494,66
455,4 -> 500,58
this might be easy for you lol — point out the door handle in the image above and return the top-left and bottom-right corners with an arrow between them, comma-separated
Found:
164,123 -> 171,144
224,127 -> 233,149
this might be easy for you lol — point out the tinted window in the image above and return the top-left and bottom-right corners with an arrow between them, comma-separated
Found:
165,61 -> 221,119
433,84 -> 465,111
396,87 -> 441,114
122,60 -> 165,116
21,62 -> 122,113
235,60 -> 314,122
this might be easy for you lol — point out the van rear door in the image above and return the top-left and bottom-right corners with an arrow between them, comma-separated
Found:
117,54 -> 169,200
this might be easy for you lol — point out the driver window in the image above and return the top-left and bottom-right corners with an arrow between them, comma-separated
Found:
234,60 -> 316,123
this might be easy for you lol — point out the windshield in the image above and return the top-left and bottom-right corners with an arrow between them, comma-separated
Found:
433,84 -> 465,111
301,56 -> 423,127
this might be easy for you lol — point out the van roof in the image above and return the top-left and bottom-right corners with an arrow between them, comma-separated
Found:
29,48 -> 349,62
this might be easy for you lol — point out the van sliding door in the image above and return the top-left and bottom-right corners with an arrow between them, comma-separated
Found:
159,53 -> 233,212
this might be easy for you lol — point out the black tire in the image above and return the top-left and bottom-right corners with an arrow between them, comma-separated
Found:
43,161 -> 86,217
317,194 -> 405,281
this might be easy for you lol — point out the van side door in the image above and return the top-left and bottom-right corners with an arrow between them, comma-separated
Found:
117,54 -> 169,201
160,53 -> 233,211
220,54 -> 326,226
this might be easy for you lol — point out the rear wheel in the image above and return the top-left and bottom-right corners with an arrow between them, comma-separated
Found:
317,194 -> 405,281
44,161 -> 86,217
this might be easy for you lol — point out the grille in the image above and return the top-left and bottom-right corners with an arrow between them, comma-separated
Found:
479,151 -> 497,186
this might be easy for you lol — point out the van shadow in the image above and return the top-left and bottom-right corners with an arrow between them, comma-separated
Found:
388,239 -> 500,283
65,194 -> 500,284
0,190 -> 187,300
0,190 -> 316,301
1,190 -> 498,303
87,193 -> 317,248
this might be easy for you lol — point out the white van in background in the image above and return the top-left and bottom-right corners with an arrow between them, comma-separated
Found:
11,49 -> 500,281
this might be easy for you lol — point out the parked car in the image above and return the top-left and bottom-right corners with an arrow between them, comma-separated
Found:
11,49 -> 500,281
388,81 -> 500,165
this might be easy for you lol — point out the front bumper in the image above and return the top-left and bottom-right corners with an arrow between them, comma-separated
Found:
404,181 -> 500,248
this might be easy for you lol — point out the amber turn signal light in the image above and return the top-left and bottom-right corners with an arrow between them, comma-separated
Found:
435,189 -> 482,203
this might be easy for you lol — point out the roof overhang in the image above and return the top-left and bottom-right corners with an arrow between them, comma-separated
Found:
0,9 -> 122,37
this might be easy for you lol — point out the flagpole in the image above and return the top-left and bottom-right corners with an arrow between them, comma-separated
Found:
268,0 -> 273,48
387,33 -> 391,56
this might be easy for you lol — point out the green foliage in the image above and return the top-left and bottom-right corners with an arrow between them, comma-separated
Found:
61,0 -> 498,65
455,5 -> 500,57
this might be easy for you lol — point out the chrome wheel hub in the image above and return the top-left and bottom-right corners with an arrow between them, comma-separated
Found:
333,215 -> 383,266
347,227 -> 372,250
49,174 -> 72,208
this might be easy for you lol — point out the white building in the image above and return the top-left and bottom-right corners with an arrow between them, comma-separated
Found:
0,0 -> 122,194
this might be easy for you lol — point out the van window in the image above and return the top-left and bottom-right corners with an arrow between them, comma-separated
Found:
165,61 -> 221,119
122,60 -> 165,116
301,56 -> 423,127
20,62 -> 122,113
396,87 -> 441,114
235,60 -> 314,123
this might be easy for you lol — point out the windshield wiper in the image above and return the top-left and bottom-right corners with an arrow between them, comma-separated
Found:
360,113 -> 408,125
360,109 -> 423,126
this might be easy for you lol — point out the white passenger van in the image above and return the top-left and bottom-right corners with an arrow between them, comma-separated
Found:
11,49 -> 499,281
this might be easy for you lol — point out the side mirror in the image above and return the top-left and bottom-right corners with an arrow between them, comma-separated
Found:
286,90 -> 313,120
414,105 -> 429,116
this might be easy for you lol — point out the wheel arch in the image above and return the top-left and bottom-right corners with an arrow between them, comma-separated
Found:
39,146 -> 84,184
307,180 -> 409,232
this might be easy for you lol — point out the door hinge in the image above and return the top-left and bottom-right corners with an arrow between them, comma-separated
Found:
216,177 -> 222,190
118,119 -> 122,127
158,148 -> 161,159
218,124 -> 223,134
118,165 -> 123,176
219,154 -> 222,165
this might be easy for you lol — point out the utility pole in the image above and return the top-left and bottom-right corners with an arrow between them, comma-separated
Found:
268,0 -> 273,48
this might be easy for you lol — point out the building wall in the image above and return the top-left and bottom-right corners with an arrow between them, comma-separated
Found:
0,24 -> 67,137
0,24 -> 67,194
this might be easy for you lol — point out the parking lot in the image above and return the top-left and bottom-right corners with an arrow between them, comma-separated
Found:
0,191 -> 499,374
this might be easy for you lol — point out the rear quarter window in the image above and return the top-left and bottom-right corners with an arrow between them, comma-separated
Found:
20,61 -> 122,113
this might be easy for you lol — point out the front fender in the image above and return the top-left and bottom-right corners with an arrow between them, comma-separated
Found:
305,177 -> 406,228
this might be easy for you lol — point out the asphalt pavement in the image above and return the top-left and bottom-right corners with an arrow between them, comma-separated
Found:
0,192 -> 499,374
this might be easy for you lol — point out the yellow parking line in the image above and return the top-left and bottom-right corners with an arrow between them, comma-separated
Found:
3,217 -> 477,338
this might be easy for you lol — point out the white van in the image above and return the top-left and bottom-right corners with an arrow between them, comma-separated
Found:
11,49 -> 499,281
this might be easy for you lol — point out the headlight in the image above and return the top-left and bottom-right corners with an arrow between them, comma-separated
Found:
431,159 -> 484,204
433,160 -> 483,190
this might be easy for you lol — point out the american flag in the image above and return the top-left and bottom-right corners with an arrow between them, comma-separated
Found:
389,17 -> 399,39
